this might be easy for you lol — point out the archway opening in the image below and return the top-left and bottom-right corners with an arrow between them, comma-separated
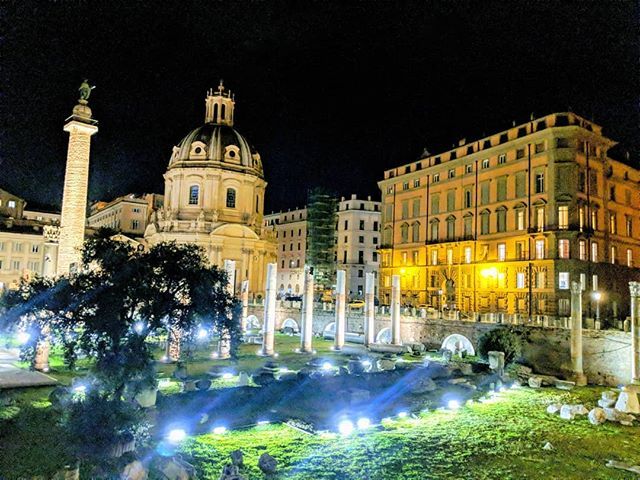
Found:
441,334 -> 475,356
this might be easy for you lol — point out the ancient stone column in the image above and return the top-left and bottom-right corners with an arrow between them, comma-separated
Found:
391,275 -> 402,345
364,272 -> 375,347
300,267 -> 314,353
261,263 -> 277,356
630,281 -> 640,383
241,280 -> 249,332
218,259 -> 236,358
57,98 -> 98,276
224,259 -> 236,296
334,270 -> 346,350
570,281 -> 587,386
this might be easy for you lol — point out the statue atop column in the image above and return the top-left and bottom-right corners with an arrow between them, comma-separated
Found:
78,79 -> 95,103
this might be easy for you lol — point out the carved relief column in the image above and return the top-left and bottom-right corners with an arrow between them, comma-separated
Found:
570,281 -> 587,386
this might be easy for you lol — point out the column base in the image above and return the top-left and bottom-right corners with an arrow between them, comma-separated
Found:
573,373 -> 588,387
257,349 -> 277,357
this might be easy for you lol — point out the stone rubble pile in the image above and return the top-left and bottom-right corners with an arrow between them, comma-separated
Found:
546,388 -> 639,426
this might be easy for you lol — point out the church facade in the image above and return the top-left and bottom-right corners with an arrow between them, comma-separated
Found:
144,83 -> 276,298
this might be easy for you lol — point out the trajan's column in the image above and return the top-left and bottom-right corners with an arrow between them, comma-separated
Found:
57,80 -> 98,276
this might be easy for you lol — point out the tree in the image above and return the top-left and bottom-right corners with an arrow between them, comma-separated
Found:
306,187 -> 337,290
477,327 -> 522,363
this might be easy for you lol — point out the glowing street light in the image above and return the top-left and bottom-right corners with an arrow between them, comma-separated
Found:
592,291 -> 602,323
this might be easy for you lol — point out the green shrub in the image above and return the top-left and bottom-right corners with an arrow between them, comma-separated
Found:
477,328 -> 522,363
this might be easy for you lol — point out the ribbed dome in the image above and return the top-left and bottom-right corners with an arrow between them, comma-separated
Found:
169,124 -> 263,177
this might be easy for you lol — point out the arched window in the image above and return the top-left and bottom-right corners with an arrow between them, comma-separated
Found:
400,223 -> 409,243
226,188 -> 236,208
189,185 -> 199,205
221,104 -> 226,120
255,195 -> 260,213
213,104 -> 218,122
412,221 -> 420,243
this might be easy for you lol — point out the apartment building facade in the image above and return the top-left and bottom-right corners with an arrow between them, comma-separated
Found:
336,195 -> 381,298
88,193 -> 163,237
378,112 -> 640,322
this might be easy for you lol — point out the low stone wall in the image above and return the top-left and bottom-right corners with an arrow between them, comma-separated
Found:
246,303 -> 633,386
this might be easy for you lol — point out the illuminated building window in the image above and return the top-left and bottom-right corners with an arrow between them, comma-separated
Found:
448,169 -> 456,179
609,212 -> 617,234
403,182 -> 409,190
558,239 -> 570,259
465,164 -> 473,174
591,242 -> 598,262
558,205 -> 568,229
412,251 -> 419,265
464,247 -> 472,264
413,179 -> 420,188
432,174 -> 440,183
558,272 -> 570,290
497,243 -> 506,261
498,153 -> 506,164
536,206 -> 545,232
592,275 -> 598,291
591,209 -> 598,230
431,249 -> 438,266
579,206 -> 585,231
402,252 -> 407,265
482,159 -> 490,169
611,246 -> 617,264
580,273 -> 586,290
627,249 -> 633,267
535,240 -> 545,259
515,241 -> 525,260
626,216 -> 633,237
516,208 -> 525,230
516,272 -> 525,289
447,249 -> 453,265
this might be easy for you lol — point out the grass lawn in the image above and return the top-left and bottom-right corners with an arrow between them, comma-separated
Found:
180,387 -> 640,480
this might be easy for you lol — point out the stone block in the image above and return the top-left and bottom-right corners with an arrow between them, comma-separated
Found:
614,386 -> 640,414
528,376 -> 542,388
546,404 -> 561,414
588,407 -> 606,425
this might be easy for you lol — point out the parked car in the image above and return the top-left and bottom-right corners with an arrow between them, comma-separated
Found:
284,295 -> 303,302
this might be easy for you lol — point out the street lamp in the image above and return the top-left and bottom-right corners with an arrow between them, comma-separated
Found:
438,289 -> 444,318
592,291 -> 602,324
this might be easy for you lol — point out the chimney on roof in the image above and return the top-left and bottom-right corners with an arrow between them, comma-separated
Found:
458,138 -> 466,146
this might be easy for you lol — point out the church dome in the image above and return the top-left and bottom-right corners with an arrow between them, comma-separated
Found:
167,82 -> 264,178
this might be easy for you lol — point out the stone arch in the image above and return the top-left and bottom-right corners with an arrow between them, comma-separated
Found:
322,322 -> 336,339
246,314 -> 261,330
376,327 -> 392,344
441,333 -> 475,356
281,318 -> 299,334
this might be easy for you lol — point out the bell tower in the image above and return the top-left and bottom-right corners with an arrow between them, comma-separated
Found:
56,81 -> 98,275
204,79 -> 235,126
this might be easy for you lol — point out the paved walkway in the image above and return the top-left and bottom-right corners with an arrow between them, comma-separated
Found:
0,349 -> 58,389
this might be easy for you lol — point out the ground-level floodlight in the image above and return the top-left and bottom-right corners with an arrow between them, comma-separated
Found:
356,417 -> 371,430
167,428 -> 187,444
338,420 -> 354,436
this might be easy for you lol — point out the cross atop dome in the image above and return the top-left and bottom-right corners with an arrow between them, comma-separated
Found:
205,80 -> 235,126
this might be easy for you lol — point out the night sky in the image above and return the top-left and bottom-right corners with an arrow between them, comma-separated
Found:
1,1 -> 638,213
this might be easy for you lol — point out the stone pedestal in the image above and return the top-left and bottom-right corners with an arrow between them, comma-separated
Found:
615,385 -> 640,414
300,267 -> 314,353
391,275 -> 402,346
630,282 -> 640,384
334,270 -> 346,350
364,272 -> 375,347
260,263 -> 277,356
218,331 -> 231,359
570,281 -> 587,386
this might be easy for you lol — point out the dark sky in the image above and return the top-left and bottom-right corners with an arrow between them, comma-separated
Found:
1,1 -> 638,213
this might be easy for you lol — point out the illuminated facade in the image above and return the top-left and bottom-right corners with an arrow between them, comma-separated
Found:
378,112 -> 640,322
144,82 -> 276,297
263,208 -> 307,297
88,193 -> 163,237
